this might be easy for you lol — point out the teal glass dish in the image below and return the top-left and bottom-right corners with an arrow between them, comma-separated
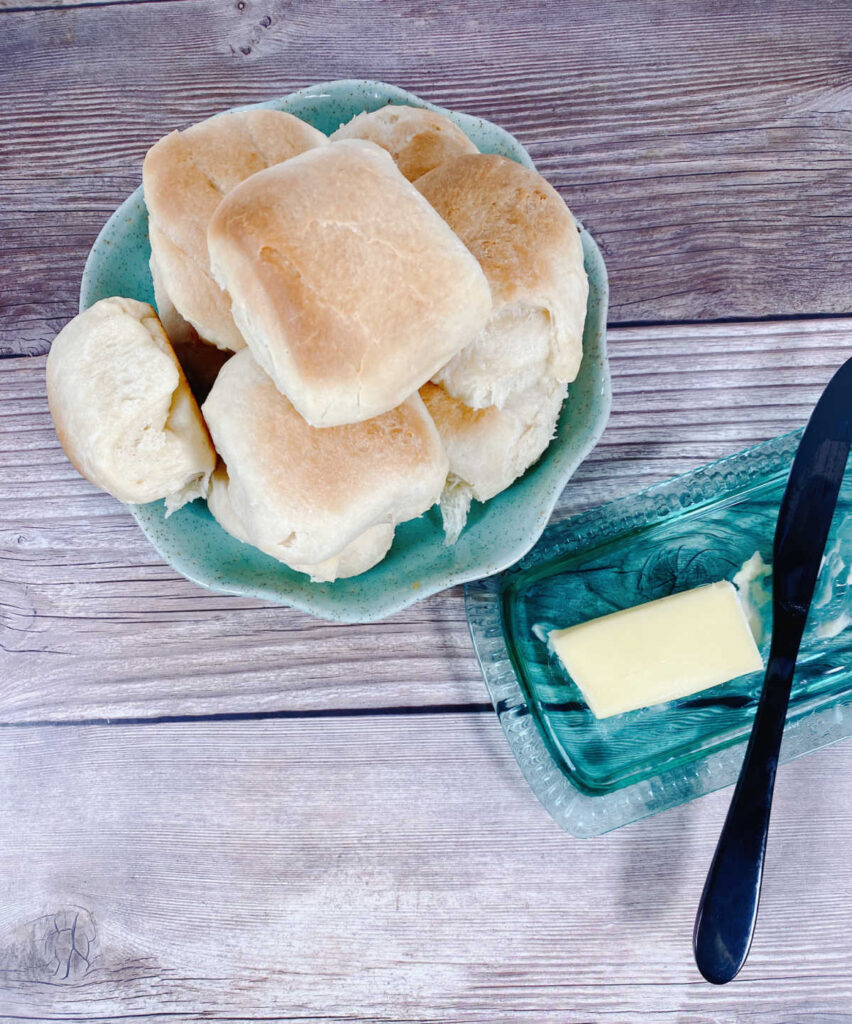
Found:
79,80 -> 610,624
466,431 -> 852,836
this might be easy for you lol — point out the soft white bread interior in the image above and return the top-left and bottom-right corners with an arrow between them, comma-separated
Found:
46,297 -> 215,512
416,154 -> 588,408
330,104 -> 478,181
206,140 -> 492,426
143,109 -> 327,352
201,349 -> 449,569
207,463 -> 395,582
421,379 -> 567,543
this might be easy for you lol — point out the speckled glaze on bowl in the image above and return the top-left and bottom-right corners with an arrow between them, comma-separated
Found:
80,80 -> 611,623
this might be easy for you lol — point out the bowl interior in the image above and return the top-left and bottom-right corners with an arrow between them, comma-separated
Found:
80,80 -> 611,623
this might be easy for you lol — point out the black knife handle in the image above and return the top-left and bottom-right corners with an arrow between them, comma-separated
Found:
693,649 -> 796,984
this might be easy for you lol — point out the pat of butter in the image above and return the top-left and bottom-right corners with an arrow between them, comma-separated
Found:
549,581 -> 763,719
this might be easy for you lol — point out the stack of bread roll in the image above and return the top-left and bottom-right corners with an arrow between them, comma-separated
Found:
46,103 -> 588,582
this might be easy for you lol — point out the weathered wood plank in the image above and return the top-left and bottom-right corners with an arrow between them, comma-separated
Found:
2,0 -> 852,355
2,318 -> 851,722
0,713 -> 850,1021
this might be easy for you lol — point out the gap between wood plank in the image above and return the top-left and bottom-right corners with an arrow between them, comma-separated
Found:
610,310 -> 852,330
6,310 -> 852,362
0,1017 -> 411,1023
0,702 -> 496,729
0,0 -> 178,15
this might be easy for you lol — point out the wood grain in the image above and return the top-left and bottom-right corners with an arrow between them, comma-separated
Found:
3,318 -> 851,723
1,713 -> 849,1022
3,6 -> 852,1019
2,0 -> 852,355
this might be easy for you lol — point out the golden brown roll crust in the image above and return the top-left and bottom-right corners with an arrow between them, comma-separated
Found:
206,463 -> 395,582
201,350 -> 448,566
143,109 -> 327,352
207,140 -> 493,426
330,105 -> 478,181
46,297 -> 215,512
417,153 -> 588,407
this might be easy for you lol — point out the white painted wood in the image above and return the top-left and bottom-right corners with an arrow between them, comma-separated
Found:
0,714 -> 849,1021
2,319 -> 851,722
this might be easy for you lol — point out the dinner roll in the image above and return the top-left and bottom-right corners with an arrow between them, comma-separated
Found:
206,140 -> 492,427
46,297 -> 215,512
143,109 -> 327,352
330,104 -> 478,181
421,379 -> 566,543
417,154 -> 588,408
149,249 -> 197,348
201,350 -> 448,571
207,464 -> 395,582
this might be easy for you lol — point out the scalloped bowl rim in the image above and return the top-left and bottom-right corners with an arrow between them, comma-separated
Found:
80,79 -> 611,623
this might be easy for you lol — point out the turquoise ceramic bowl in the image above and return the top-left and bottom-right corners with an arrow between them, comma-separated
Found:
80,80 -> 611,623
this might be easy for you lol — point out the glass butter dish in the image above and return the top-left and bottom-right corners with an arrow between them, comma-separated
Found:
465,431 -> 852,837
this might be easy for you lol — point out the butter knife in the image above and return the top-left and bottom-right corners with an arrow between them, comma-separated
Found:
693,354 -> 852,984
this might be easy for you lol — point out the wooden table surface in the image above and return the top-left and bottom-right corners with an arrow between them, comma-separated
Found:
2,2 -> 852,1021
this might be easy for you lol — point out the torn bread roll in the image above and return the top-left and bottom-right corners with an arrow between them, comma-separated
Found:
201,350 -> 448,576
206,139 -> 492,426
46,297 -> 215,513
421,379 -> 566,543
417,154 -> 588,408
143,109 -> 327,352
207,464 -> 395,582
330,104 -> 478,181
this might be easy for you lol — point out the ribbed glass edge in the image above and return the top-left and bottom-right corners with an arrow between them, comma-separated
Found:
464,431 -> 852,837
